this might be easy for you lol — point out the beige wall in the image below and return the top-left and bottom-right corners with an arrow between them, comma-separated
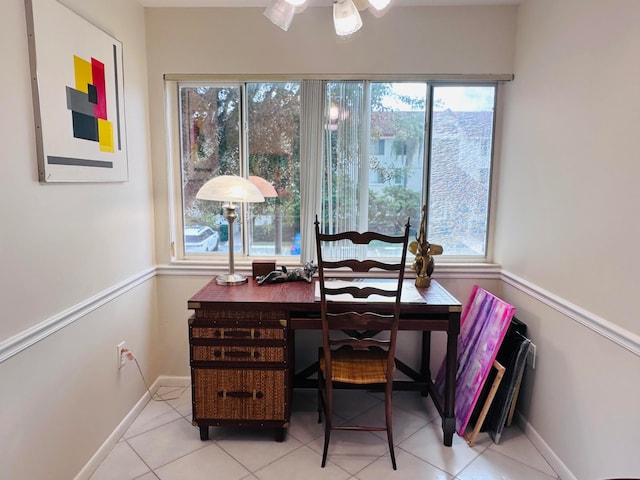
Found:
495,0 -> 640,477
496,0 -> 640,336
0,0 -> 156,478
145,6 -> 516,76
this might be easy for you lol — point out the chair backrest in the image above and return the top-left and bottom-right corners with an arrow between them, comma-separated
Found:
314,216 -> 411,376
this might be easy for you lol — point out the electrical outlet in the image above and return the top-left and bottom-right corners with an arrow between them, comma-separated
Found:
117,341 -> 126,369
527,342 -> 536,369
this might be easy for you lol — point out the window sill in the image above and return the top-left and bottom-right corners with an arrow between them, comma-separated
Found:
158,258 -> 501,279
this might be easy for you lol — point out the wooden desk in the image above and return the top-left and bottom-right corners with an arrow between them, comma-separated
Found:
188,278 -> 461,446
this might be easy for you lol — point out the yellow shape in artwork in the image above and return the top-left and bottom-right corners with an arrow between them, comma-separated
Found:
74,55 -> 92,93
98,118 -> 115,153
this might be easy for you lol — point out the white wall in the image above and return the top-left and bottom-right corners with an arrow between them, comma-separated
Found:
0,0 -> 156,477
495,0 -> 640,478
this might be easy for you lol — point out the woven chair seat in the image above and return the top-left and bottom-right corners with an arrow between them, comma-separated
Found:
320,348 -> 393,384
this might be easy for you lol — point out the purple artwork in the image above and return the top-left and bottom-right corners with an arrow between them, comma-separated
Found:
435,285 -> 515,436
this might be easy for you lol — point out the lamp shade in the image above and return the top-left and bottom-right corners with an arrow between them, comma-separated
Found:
333,0 -> 363,36
367,0 -> 390,11
196,175 -> 265,203
264,0 -> 296,31
265,0 -> 392,37
249,175 -> 278,198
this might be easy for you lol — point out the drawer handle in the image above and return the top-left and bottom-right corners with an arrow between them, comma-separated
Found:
212,350 -> 260,359
213,329 -> 261,339
217,390 -> 264,400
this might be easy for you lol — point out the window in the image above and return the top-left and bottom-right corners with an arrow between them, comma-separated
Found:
428,86 -> 495,256
168,78 -> 496,261
176,82 -> 301,257
372,139 -> 385,156
317,81 -> 495,257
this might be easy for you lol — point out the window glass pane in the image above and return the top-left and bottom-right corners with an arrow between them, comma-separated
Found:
246,82 -> 301,256
179,84 -> 241,255
370,82 -> 425,238
428,85 -> 495,256
321,82 -> 425,258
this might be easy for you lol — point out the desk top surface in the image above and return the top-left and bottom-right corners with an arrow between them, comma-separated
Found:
188,278 -> 461,313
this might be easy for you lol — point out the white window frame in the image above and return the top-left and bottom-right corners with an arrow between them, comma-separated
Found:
164,74 -> 510,267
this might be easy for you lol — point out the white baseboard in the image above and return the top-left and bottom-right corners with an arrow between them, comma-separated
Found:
155,375 -> 191,388
74,376 -> 190,480
515,411 -> 576,480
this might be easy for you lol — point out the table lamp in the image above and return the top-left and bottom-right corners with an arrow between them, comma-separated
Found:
196,175 -> 265,285
249,175 -> 278,198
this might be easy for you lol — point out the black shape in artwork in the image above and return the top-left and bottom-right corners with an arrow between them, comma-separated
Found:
72,111 -> 99,141
87,84 -> 98,104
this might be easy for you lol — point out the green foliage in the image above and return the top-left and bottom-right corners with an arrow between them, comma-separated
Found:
185,201 -> 221,230
369,185 -> 422,234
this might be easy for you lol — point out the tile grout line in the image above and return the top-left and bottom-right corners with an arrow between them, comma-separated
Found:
485,449 -> 560,478
96,386 -> 554,479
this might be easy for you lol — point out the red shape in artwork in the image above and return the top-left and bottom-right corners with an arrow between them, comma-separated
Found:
91,58 -> 107,120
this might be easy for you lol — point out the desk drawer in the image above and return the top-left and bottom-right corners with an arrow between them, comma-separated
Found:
193,309 -> 287,325
191,326 -> 285,341
192,345 -> 285,363
193,368 -> 286,421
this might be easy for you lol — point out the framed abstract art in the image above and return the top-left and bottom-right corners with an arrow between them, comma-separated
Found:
25,0 -> 128,182
435,285 -> 515,436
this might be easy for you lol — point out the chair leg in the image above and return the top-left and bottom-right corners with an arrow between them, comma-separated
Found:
321,382 -> 332,468
321,423 -> 331,468
317,375 -> 323,424
385,387 -> 397,470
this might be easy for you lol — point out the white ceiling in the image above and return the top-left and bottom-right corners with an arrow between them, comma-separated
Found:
134,0 -> 520,7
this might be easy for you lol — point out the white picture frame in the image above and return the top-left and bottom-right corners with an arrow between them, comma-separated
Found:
25,0 -> 128,183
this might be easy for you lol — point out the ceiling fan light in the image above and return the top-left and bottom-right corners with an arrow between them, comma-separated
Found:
352,0 -> 369,10
333,0 -> 363,37
264,0 -> 296,31
367,0 -> 391,11
284,0 -> 307,6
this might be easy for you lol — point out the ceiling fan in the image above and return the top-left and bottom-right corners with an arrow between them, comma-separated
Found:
264,0 -> 391,37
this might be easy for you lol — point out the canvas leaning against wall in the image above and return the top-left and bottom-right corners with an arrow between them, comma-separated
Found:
435,285 -> 515,436
25,0 -> 128,183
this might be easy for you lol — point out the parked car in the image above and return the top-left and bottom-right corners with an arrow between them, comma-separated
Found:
185,226 -> 219,252
290,232 -> 300,255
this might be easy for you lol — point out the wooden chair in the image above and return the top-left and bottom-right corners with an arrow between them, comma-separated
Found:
314,216 -> 410,470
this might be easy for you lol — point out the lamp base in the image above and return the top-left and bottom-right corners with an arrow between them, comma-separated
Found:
216,273 -> 248,286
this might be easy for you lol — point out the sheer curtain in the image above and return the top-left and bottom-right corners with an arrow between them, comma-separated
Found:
299,80 -> 324,264
300,80 -> 370,261
323,81 -> 367,233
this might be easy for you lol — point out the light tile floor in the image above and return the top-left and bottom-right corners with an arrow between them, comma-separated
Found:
89,386 -> 559,480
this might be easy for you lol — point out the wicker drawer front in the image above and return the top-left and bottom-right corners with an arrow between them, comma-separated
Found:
192,345 -> 285,363
191,327 -> 285,341
193,369 -> 286,421
194,309 -> 286,322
